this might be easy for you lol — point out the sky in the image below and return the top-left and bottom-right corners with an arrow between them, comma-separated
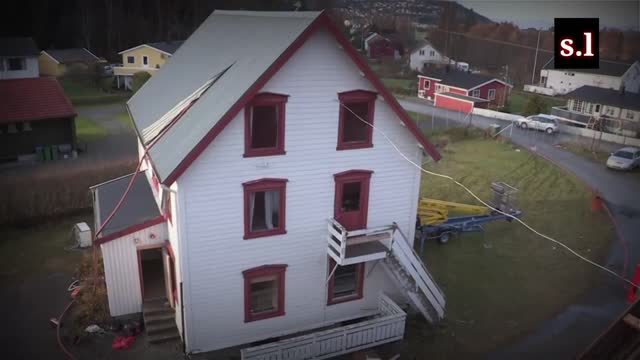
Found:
457,0 -> 640,30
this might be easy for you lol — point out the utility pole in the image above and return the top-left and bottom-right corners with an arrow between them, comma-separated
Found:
531,29 -> 541,84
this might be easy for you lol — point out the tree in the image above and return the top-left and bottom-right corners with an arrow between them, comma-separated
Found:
131,71 -> 152,93
523,94 -> 546,116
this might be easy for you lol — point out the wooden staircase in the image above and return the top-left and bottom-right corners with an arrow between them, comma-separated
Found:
142,298 -> 180,344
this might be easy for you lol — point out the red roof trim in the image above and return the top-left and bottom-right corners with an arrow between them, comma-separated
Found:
162,12 -> 440,185
95,215 -> 166,245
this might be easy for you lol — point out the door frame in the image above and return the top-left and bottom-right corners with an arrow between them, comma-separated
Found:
136,244 -> 166,301
165,241 -> 178,308
333,169 -> 373,231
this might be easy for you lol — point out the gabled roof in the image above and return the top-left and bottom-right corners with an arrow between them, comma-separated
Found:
0,78 -> 76,124
420,69 -> 512,90
543,58 -> 634,77
91,172 -> 163,242
567,86 -> 640,112
0,37 -> 39,57
118,41 -> 184,56
41,48 -> 100,64
128,10 -> 440,185
410,40 -> 443,56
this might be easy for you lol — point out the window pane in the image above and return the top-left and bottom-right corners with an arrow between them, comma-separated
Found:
333,265 -> 358,298
127,56 -> 134,64
250,190 -> 280,232
250,276 -> 278,314
343,102 -> 369,143
8,58 -> 24,71
341,182 -> 361,211
251,105 -> 278,149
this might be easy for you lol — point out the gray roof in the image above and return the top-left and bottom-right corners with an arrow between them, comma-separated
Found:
544,58 -> 634,77
43,48 -> 99,63
127,10 -> 322,182
423,69 -> 508,90
439,92 -> 488,103
567,86 -> 640,112
92,173 -> 161,237
0,37 -> 39,57
147,41 -> 184,54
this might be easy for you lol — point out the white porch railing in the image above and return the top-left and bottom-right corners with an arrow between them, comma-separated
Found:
240,293 -> 406,360
327,218 -> 394,266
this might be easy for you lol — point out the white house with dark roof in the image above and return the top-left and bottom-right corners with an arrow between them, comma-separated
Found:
92,10 -> 445,357
0,37 -> 40,79
528,58 -> 640,96
409,40 -> 450,71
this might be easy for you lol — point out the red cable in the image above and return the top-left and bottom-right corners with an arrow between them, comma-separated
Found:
56,299 -> 78,360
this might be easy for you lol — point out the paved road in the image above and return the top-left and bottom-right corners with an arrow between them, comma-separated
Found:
400,98 -> 640,359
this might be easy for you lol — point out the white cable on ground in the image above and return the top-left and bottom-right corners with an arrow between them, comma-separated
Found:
339,101 -> 638,289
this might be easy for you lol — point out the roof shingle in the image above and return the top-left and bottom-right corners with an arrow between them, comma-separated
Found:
43,48 -> 100,63
0,78 -> 76,124
422,69 -> 508,90
543,58 -> 634,77
567,85 -> 640,112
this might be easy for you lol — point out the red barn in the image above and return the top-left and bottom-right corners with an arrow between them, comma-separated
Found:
365,34 -> 395,59
417,70 -> 512,109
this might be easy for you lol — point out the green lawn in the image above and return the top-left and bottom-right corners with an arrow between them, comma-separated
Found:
381,78 -> 417,96
116,112 -> 134,129
0,214 -> 91,285
400,131 -> 614,357
60,79 -> 106,98
60,79 -> 130,106
75,116 -> 109,142
506,89 -> 566,115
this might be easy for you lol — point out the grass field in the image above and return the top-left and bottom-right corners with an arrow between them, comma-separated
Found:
60,79 -> 130,105
116,112 -> 134,129
0,214 -> 91,284
76,116 -> 109,142
400,130 -> 614,358
506,89 -> 566,115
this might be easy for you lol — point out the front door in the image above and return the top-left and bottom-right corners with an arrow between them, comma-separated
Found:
334,170 -> 372,231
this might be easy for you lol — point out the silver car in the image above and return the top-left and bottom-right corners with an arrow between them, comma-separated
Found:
516,114 -> 559,134
606,147 -> 640,170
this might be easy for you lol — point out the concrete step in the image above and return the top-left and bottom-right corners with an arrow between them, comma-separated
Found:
146,319 -> 177,336
143,299 -> 172,316
144,311 -> 176,325
147,327 -> 180,344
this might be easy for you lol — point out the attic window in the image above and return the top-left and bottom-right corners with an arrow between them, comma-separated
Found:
244,93 -> 287,157
337,90 -> 376,150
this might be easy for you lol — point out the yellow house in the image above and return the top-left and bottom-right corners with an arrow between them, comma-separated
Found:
114,41 -> 183,90
39,48 -> 101,77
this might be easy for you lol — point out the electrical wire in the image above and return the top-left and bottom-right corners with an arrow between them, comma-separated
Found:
339,101 -> 639,289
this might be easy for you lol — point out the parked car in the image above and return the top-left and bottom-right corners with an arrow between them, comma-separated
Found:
516,114 -> 559,134
606,147 -> 640,170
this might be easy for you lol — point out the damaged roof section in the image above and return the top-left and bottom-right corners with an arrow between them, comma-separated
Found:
91,173 -> 161,239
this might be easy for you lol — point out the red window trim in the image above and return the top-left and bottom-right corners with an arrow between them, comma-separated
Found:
243,178 -> 287,240
243,264 -> 287,322
327,258 -> 364,305
337,90 -> 377,151
165,240 -> 178,304
244,92 -> 288,158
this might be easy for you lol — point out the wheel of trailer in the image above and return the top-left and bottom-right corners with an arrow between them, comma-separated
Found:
438,232 -> 452,244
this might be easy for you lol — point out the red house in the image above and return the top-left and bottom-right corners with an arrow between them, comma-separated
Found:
365,34 -> 395,59
417,70 -> 512,110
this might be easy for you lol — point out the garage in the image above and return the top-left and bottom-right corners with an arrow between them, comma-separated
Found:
434,92 -> 488,114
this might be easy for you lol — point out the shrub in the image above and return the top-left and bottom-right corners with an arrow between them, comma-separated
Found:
0,159 -> 137,225
523,94 -> 546,116
131,71 -> 151,92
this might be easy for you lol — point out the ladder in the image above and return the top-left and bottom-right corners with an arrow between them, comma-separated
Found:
383,223 -> 446,323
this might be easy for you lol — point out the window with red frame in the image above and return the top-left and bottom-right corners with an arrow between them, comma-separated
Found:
243,264 -> 287,322
337,90 -> 376,150
327,258 -> 364,305
244,93 -> 287,157
243,178 -> 287,239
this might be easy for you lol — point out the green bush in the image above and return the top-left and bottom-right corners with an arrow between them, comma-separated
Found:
131,71 -> 151,92
98,76 -> 114,93
523,94 -> 546,116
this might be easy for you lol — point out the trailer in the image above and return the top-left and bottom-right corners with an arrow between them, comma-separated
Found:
416,182 -> 522,253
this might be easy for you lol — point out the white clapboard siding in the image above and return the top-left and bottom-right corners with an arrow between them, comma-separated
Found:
178,28 -> 423,353
101,222 -> 168,316
167,181 -> 184,335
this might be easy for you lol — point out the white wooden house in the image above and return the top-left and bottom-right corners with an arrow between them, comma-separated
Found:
0,37 -> 40,80
409,41 -> 450,72
92,10 -> 445,358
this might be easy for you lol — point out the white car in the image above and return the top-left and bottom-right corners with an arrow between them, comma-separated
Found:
516,114 -> 559,134
606,147 -> 640,170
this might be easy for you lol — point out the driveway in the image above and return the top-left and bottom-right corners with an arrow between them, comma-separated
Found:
76,103 -> 138,162
400,98 -> 640,359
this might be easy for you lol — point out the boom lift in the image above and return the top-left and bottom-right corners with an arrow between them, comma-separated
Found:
416,181 -> 522,252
